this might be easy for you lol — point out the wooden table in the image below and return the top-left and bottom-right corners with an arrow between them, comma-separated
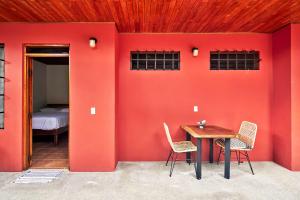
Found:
181,125 -> 237,179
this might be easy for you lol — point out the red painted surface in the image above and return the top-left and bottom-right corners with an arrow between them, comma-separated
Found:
115,27 -> 119,167
0,22 -> 299,171
272,24 -> 300,171
0,23 -> 116,171
272,25 -> 292,169
291,24 -> 300,170
117,34 -> 273,162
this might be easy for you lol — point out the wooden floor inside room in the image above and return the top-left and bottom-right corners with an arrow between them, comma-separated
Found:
31,133 -> 68,169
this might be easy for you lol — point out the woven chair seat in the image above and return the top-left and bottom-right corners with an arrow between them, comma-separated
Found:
173,141 -> 197,153
215,138 -> 251,151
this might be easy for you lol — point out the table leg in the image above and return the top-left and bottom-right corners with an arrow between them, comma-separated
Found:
209,138 -> 214,163
196,138 -> 202,179
224,138 -> 231,179
186,132 -> 191,164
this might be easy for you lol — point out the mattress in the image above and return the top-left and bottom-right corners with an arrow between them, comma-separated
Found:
32,112 -> 68,130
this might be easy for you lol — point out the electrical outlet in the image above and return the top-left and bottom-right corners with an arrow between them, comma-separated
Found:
194,106 -> 198,112
91,107 -> 96,115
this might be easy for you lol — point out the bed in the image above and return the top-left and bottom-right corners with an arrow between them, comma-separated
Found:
32,105 -> 69,145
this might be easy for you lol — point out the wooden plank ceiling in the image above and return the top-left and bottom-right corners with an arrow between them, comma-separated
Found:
0,0 -> 299,33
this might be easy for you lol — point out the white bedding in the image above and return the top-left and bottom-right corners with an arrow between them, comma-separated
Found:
32,112 -> 69,130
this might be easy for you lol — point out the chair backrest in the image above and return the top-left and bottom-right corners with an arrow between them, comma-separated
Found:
238,121 -> 258,149
163,123 -> 174,150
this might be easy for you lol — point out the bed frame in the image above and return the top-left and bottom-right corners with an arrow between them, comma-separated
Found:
33,126 -> 68,145
46,104 -> 69,109
33,104 -> 69,145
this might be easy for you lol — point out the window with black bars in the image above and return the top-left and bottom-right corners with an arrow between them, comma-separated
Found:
0,44 -> 4,129
210,51 -> 260,70
131,51 -> 180,70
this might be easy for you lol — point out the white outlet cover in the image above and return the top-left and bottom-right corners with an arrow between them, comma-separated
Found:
91,107 -> 96,115
194,106 -> 198,112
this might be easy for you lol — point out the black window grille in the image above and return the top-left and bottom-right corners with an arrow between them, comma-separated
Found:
131,51 -> 180,70
210,51 -> 260,70
0,44 -> 4,129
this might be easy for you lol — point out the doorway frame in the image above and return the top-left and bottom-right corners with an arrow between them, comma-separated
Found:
23,44 -> 70,169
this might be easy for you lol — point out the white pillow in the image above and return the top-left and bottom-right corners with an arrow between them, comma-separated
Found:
40,107 -> 60,112
59,108 -> 69,113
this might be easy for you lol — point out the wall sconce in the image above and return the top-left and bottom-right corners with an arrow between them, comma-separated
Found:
192,48 -> 199,57
89,37 -> 97,48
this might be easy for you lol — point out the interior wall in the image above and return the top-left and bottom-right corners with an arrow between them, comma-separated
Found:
32,60 -> 47,112
46,65 -> 69,104
117,33 -> 273,161
0,23 -> 116,171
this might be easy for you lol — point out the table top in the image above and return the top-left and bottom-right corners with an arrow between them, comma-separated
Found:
181,124 -> 237,139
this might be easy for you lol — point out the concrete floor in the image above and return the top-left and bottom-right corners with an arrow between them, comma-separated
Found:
0,162 -> 299,200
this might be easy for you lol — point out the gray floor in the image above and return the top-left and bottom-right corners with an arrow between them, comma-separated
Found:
0,162 -> 299,200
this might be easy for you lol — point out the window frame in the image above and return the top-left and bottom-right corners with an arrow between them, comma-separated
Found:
0,44 -> 5,129
210,50 -> 260,70
130,51 -> 180,70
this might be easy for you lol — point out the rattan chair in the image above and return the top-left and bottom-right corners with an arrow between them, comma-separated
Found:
215,121 -> 257,175
163,123 -> 197,177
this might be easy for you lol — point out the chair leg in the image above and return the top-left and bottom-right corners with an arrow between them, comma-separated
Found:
166,150 -> 173,166
54,135 -> 58,145
217,147 -> 222,165
238,151 -> 244,164
169,153 -> 178,177
245,152 -> 254,175
235,151 -> 239,165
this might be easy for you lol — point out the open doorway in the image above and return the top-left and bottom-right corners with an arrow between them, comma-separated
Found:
23,45 -> 70,169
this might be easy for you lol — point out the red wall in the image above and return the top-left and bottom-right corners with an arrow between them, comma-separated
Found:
115,26 -> 119,166
0,23 -> 116,171
117,34 -> 273,161
272,24 -> 300,171
0,22 -> 299,171
291,24 -> 300,170
272,25 -> 292,169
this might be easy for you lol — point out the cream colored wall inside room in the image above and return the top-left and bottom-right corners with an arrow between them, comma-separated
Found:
46,65 -> 69,104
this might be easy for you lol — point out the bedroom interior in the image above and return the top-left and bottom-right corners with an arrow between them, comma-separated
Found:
25,46 -> 70,169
